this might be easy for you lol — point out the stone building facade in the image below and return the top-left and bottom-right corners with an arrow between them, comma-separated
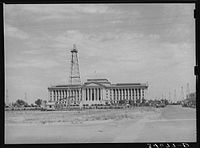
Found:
48,79 -> 148,106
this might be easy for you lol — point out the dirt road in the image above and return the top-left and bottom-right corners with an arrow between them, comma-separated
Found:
5,105 -> 196,143
114,105 -> 196,142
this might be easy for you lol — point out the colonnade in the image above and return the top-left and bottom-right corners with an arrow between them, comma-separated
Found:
49,89 -> 82,102
110,88 -> 145,103
85,88 -> 102,101
49,87 -> 145,104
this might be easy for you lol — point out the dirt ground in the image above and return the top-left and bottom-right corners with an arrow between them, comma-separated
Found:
5,105 -> 196,143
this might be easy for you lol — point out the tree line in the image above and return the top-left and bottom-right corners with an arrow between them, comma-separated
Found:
6,99 -> 47,108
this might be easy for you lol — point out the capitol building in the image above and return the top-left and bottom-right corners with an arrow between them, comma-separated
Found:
47,45 -> 148,108
48,79 -> 148,107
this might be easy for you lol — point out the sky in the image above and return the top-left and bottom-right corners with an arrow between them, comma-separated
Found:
4,4 -> 195,104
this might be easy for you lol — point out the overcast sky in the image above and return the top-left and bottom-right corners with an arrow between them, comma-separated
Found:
4,4 -> 195,104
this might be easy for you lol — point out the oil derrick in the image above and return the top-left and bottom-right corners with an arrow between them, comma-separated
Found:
69,44 -> 81,85
24,92 -> 27,102
186,83 -> 190,99
174,89 -> 177,102
180,86 -> 184,101
169,90 -> 171,101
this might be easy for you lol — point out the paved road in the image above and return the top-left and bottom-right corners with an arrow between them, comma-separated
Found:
114,105 -> 196,142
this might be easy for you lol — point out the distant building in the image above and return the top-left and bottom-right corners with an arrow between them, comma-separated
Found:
48,79 -> 148,106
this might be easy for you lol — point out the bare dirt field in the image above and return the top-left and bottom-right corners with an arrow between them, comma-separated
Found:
5,105 -> 196,143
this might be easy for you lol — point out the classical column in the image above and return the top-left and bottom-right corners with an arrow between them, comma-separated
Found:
66,90 -> 69,99
117,89 -> 120,100
86,89 -> 88,101
114,89 -> 117,102
63,90 -> 65,98
73,90 -> 75,102
98,88 -> 100,101
79,89 -> 82,101
85,89 -> 87,101
60,90 -> 62,100
137,89 -> 139,103
89,88 -> 92,101
91,88 -> 94,101
123,89 -> 125,100
59,90 -> 61,100
130,89 -> 133,101
78,89 -> 80,102
57,90 -> 59,101
60,90 -> 62,99
76,90 -> 78,102
119,88 -> 123,100
53,90 -> 56,102
139,89 -> 141,103
55,90 -> 57,101
59,90 -> 62,100
113,89 -> 115,101
54,90 -> 56,101
74,90 -> 76,102
130,89 -> 132,101
140,89 -> 142,103
69,90 -> 71,102
127,89 -> 129,101
96,88 -> 99,101
61,90 -> 64,99
101,88 -> 103,101
119,89 -> 121,101
110,89 -> 113,101
49,90 -> 51,102
115,89 -> 118,101
124,89 -> 126,100
93,88 -> 95,101
95,88 -> 97,101
74,90 -> 76,103
88,88 -> 90,101
81,88 -> 84,101
87,89 -> 89,101
52,90 -> 54,102
53,90 -> 55,102
141,89 -> 144,102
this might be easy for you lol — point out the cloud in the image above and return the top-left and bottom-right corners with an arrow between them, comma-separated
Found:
5,4 -> 117,21
5,4 -> 195,103
6,58 -> 60,69
4,24 -> 29,40
22,4 -> 111,14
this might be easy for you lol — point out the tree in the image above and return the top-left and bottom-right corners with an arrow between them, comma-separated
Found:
15,99 -> 28,107
35,99 -> 42,107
